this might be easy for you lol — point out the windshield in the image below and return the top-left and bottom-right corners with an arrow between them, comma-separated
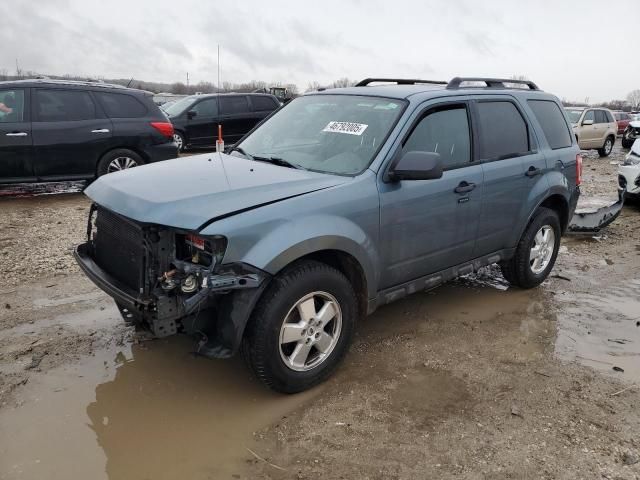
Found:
565,109 -> 583,124
163,96 -> 195,117
235,94 -> 406,175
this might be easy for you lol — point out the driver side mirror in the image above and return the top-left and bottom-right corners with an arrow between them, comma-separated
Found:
582,119 -> 594,126
388,151 -> 443,181
187,110 -> 197,119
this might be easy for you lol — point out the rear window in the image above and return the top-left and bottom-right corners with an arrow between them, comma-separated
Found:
251,96 -> 278,112
527,100 -> 572,149
476,101 -> 530,160
35,89 -> 97,122
220,96 -> 250,115
95,92 -> 148,118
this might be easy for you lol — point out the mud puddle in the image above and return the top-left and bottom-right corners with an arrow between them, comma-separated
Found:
0,336 -> 320,480
555,278 -> 640,381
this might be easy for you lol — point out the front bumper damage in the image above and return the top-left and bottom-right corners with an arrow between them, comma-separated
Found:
568,188 -> 626,233
73,207 -> 271,358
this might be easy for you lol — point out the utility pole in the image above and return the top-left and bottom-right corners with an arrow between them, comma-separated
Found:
186,72 -> 189,90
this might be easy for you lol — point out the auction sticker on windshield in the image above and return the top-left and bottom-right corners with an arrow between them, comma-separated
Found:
323,121 -> 368,136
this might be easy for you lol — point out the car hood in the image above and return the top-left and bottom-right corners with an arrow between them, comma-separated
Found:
630,120 -> 640,128
85,152 -> 350,230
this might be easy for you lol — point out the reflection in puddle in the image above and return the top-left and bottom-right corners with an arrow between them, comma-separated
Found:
0,336 -> 318,480
555,279 -> 640,381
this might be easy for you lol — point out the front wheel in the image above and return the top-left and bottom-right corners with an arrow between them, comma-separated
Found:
597,136 -> 614,157
242,260 -> 357,393
173,131 -> 186,152
500,207 -> 561,289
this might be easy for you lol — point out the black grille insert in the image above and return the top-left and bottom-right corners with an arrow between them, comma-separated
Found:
94,207 -> 144,292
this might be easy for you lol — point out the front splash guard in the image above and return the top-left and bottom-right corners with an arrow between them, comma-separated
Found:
568,189 -> 626,233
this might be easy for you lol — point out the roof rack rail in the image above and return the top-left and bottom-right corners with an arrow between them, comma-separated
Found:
446,77 -> 540,91
355,78 -> 447,87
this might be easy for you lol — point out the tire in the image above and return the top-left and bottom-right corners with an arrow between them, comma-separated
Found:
173,131 -> 186,152
500,207 -> 561,289
597,135 -> 614,157
97,149 -> 144,177
242,260 -> 358,393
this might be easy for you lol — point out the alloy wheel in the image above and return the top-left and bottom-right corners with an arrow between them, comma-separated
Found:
279,291 -> 342,372
107,156 -> 139,173
529,225 -> 555,274
173,133 -> 183,150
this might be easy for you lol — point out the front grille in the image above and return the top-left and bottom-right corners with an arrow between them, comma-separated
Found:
94,207 -> 144,292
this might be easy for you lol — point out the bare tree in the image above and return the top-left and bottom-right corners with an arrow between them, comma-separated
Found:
306,81 -> 321,92
627,90 -> 640,111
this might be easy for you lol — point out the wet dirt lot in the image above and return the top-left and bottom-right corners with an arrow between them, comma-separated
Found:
1,146 -> 639,479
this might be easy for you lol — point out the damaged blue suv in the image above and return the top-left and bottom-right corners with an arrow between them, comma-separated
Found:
75,77 -> 581,393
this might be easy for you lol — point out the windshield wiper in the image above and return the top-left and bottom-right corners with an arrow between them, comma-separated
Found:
228,146 -> 254,160
252,155 -> 306,170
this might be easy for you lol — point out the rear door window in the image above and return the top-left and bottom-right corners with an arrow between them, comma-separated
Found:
35,89 -> 97,122
94,92 -> 147,118
251,96 -> 278,112
605,111 -> 615,123
0,89 -> 25,123
220,96 -> 250,115
191,98 -> 218,117
527,100 -> 572,149
403,104 -> 471,170
595,110 -> 607,124
476,101 -> 530,160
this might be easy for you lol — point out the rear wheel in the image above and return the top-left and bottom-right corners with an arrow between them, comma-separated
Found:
242,260 -> 357,393
500,207 -> 561,289
97,149 -> 144,177
597,135 -> 614,157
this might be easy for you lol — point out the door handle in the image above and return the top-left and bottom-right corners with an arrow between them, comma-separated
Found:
5,132 -> 28,137
454,181 -> 476,194
91,128 -> 110,133
525,166 -> 542,177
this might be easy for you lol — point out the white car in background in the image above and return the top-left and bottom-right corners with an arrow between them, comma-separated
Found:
619,140 -> 640,199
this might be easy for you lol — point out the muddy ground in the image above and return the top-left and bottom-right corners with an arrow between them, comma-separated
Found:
0,146 -> 639,480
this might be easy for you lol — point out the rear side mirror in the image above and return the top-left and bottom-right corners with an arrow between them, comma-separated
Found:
389,151 -> 443,181
187,110 -> 197,119
582,119 -> 594,126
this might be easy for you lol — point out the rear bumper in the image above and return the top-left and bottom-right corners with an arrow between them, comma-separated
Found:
146,142 -> 179,164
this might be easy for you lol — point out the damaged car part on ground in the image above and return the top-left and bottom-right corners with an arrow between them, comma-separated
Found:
75,77 -> 581,393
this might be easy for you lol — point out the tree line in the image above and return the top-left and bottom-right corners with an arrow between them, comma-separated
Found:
2,68 -> 639,110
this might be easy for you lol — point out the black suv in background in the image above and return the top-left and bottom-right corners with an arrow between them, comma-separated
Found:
163,93 -> 280,151
0,79 -> 178,184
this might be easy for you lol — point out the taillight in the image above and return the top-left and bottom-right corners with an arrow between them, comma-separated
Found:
150,121 -> 174,138
576,154 -> 583,186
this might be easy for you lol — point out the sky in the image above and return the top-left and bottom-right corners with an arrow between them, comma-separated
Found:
1,0 -> 636,103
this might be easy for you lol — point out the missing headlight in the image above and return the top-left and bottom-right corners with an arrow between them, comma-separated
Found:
175,233 -> 227,267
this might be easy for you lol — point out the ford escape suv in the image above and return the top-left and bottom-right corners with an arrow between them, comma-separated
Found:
75,77 -> 581,393
0,79 -> 177,183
